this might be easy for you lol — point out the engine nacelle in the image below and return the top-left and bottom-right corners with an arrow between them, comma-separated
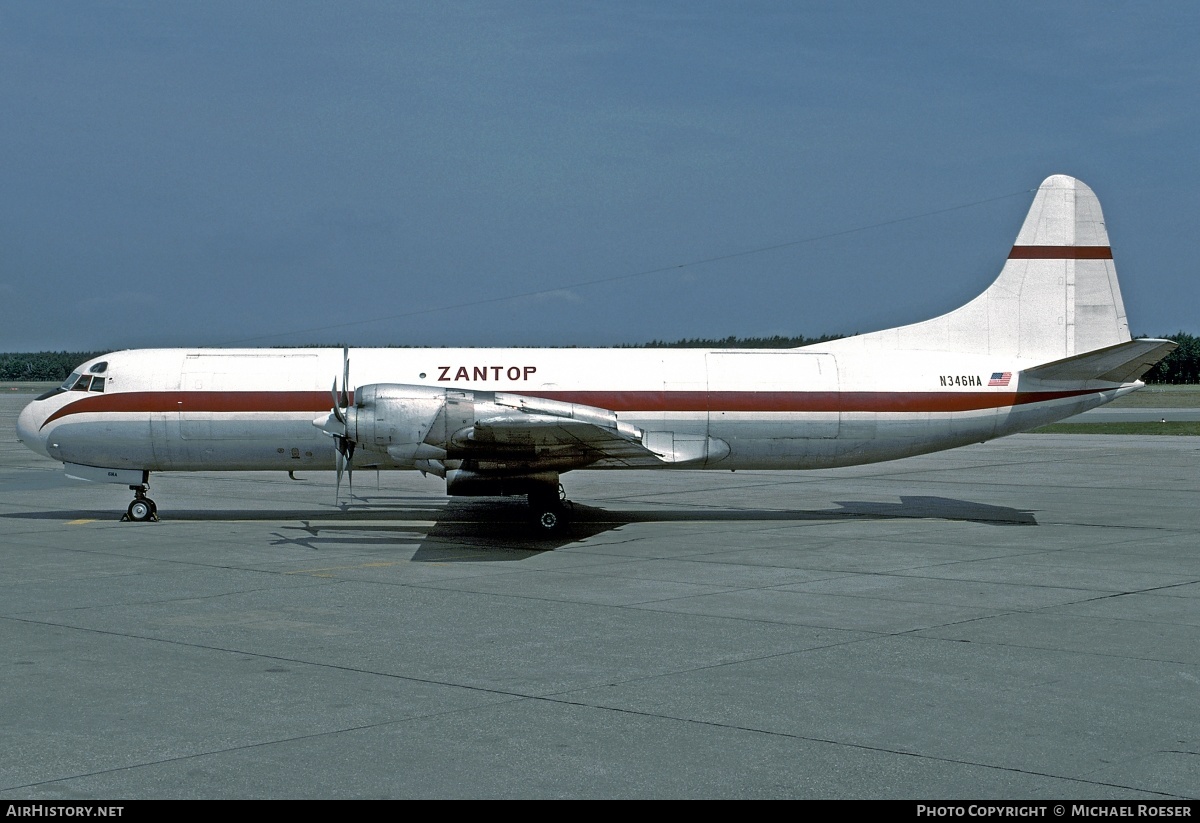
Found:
349,384 -> 448,461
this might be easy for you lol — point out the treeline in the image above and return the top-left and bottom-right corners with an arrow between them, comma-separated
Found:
3,333 -> 1198,383
1141,332 -> 1200,384
0,351 -> 107,381
629,333 -> 847,349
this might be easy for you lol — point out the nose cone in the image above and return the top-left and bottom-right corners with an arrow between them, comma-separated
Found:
16,399 -> 51,459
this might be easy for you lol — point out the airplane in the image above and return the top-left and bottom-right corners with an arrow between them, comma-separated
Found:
15,175 -> 1177,533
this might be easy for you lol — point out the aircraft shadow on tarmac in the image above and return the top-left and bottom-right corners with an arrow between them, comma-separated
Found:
4,495 -> 1037,558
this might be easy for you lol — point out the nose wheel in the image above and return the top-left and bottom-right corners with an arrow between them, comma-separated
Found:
122,485 -> 158,522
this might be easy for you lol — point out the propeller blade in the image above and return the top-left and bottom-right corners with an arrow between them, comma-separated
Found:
342,347 -> 350,408
331,380 -> 346,425
329,348 -> 354,507
334,448 -> 344,504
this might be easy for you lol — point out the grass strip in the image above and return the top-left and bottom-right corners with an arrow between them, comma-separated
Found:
1032,422 -> 1200,435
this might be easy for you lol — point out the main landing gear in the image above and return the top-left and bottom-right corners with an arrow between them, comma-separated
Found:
528,484 -> 571,535
122,484 -> 158,523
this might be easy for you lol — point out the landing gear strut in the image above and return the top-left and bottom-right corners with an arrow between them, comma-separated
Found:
528,483 -> 570,534
122,484 -> 158,522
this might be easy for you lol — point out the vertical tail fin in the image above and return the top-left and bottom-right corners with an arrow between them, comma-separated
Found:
831,175 -> 1132,361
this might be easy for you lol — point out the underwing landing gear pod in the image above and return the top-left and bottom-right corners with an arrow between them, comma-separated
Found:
444,468 -> 573,535
123,484 -> 158,523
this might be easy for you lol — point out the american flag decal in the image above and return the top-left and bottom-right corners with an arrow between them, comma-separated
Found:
988,372 -> 1012,387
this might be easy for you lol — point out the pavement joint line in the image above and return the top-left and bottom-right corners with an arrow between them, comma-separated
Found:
11,571 -> 1200,668
7,675 -> 1184,801
21,601 -> 1182,799
519,694 -> 1189,800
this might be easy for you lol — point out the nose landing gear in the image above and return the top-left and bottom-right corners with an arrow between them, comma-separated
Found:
122,484 -> 158,522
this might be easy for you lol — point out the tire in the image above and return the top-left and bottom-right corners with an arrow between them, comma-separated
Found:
535,507 -> 562,533
127,499 -> 153,522
528,491 -> 569,535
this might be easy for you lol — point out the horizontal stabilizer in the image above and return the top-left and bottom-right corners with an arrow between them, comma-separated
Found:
1023,339 -> 1176,384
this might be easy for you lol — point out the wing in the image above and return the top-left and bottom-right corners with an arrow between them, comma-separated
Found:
461,392 -> 723,469
353,384 -> 729,473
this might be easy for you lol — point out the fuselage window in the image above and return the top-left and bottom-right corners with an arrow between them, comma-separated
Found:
89,361 -> 108,374
90,377 -> 106,393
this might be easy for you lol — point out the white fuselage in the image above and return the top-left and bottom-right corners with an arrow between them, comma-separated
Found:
16,346 -> 1132,477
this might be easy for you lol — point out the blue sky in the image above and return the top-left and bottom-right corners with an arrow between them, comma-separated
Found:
2,1 -> 1197,350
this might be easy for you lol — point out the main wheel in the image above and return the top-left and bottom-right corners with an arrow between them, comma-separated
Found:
127,499 -> 154,522
528,491 -> 569,535
535,506 -> 563,533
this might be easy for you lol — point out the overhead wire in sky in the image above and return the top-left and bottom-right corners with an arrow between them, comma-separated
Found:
223,187 -> 1034,345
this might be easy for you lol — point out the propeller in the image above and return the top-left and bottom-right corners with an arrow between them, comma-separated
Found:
312,347 -> 356,505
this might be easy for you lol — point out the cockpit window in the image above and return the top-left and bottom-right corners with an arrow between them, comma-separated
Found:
89,361 -> 108,374
55,370 -> 106,393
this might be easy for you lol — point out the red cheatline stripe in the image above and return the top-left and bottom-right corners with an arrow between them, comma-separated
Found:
40,388 -> 1099,428
42,391 -> 328,428
1008,246 -> 1112,260
535,390 -> 1095,413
